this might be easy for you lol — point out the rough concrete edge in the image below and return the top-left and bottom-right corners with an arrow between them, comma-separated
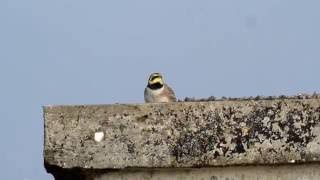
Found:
43,98 -> 320,172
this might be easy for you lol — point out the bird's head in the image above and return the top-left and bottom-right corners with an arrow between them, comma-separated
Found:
148,73 -> 164,86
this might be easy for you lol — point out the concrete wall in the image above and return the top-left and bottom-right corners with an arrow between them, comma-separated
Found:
43,98 -> 320,180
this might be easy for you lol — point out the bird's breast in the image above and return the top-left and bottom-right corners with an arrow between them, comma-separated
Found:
144,86 -> 169,103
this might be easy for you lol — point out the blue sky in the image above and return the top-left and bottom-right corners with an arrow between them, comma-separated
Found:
1,1 -> 320,179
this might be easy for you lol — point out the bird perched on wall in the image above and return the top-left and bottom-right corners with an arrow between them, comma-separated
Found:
144,73 -> 176,103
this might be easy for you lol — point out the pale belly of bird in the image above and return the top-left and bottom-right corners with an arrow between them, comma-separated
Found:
144,87 -> 170,103
153,96 -> 170,103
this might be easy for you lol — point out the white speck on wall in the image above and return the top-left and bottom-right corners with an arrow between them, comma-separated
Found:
94,132 -> 104,142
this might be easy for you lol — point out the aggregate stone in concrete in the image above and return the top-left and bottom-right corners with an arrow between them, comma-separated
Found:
44,98 -> 320,170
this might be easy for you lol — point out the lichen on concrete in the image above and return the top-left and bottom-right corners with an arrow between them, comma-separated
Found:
44,98 -> 320,172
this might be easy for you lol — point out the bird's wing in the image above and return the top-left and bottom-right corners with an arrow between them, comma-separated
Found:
163,84 -> 177,102
144,87 -> 150,102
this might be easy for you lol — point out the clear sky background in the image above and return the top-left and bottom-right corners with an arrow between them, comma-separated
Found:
1,0 -> 320,179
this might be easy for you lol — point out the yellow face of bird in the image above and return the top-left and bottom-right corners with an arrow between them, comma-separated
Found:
148,73 -> 164,85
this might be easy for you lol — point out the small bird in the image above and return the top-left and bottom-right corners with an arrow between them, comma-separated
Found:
144,73 -> 176,103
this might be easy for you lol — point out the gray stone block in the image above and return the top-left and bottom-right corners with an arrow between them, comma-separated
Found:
44,98 -> 320,179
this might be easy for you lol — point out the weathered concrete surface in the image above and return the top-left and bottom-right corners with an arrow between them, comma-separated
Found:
44,98 -> 320,179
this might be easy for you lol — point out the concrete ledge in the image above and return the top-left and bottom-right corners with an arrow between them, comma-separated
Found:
44,98 -> 320,179
96,164 -> 320,180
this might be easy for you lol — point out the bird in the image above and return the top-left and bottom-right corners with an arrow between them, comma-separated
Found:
144,73 -> 176,103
